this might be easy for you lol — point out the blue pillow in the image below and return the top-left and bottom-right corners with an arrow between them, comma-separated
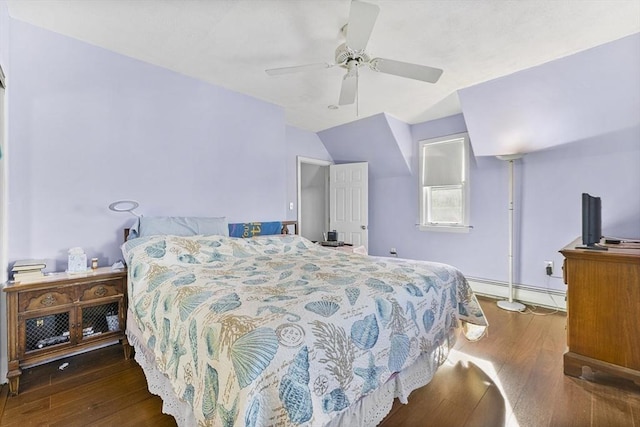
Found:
228,221 -> 283,238
133,216 -> 229,238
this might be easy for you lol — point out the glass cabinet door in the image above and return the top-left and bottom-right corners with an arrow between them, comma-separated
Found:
77,297 -> 123,342
21,309 -> 74,355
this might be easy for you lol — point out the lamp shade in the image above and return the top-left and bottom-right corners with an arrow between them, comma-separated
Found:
108,200 -> 141,217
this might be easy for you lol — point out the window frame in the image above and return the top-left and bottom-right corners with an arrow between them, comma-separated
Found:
418,132 -> 471,233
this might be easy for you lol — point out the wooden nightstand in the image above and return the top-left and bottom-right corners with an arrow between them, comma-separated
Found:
3,267 -> 130,395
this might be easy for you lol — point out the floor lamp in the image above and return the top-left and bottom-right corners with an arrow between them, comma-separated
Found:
496,154 -> 526,312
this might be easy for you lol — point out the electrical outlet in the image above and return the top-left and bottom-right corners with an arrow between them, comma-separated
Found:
545,260 -> 553,276
390,247 -> 397,257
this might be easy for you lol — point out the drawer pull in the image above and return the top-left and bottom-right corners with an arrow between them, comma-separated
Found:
94,286 -> 108,297
41,294 -> 56,307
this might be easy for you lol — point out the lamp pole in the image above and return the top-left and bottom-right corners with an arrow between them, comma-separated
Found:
496,154 -> 525,312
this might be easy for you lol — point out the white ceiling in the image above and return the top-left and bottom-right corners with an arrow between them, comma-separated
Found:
6,0 -> 640,132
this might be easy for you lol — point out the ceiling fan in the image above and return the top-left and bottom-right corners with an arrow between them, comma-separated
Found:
265,0 -> 443,107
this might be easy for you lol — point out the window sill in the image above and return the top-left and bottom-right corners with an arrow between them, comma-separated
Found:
418,224 -> 471,233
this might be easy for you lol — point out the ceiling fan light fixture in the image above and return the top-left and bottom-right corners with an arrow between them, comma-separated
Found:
345,58 -> 360,73
335,43 -> 370,67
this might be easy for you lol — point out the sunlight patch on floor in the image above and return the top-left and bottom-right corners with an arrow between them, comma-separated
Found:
446,348 -> 520,427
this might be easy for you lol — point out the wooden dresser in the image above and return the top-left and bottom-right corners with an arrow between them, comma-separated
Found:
560,238 -> 640,384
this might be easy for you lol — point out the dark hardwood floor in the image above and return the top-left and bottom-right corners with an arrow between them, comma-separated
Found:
1,296 -> 638,426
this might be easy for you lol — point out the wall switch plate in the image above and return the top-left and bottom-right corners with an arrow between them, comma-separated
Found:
289,202 -> 294,210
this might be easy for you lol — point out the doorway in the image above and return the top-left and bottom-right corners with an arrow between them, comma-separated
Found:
297,157 -> 331,242
297,157 -> 369,250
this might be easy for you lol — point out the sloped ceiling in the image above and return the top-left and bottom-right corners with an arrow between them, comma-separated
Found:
321,33 -> 640,168
318,113 -> 412,179
6,0 -> 640,142
459,33 -> 640,157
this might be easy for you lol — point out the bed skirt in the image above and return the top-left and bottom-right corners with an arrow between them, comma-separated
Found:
127,310 -> 455,427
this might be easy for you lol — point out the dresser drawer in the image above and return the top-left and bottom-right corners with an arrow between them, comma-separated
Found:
18,289 -> 75,312
78,279 -> 124,302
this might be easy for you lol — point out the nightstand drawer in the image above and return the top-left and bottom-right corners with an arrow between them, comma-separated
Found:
18,289 -> 75,312
78,279 -> 124,302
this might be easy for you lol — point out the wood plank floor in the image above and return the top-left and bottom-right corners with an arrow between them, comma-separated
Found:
1,296 -> 638,426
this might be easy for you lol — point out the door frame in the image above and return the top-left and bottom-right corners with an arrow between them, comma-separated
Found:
296,156 -> 332,239
0,64 -> 9,282
0,63 -> 6,283
0,63 -> 8,386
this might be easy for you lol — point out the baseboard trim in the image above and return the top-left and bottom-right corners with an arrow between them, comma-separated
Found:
467,277 -> 566,311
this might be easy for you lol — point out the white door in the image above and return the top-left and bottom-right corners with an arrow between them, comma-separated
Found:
329,163 -> 368,250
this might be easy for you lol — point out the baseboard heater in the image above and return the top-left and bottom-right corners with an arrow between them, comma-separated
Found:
466,277 -> 566,311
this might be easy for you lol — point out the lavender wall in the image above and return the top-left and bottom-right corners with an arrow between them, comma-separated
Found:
389,119 -> 638,292
385,114 -> 414,174
519,127 -> 640,287
323,112 -> 639,294
6,19 -> 327,271
285,125 -> 332,221
319,113 -> 412,179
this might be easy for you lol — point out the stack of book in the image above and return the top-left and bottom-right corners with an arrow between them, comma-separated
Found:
12,259 -> 47,283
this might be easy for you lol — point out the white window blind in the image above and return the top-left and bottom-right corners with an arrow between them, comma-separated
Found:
419,133 -> 470,231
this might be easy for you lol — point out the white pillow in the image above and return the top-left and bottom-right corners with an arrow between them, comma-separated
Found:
136,216 -> 229,238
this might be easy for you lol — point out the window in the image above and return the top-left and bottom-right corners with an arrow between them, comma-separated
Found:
419,132 -> 471,232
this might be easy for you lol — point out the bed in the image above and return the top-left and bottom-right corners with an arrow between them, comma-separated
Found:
121,217 -> 487,427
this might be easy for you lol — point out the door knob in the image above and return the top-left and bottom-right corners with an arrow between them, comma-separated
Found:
361,225 -> 367,230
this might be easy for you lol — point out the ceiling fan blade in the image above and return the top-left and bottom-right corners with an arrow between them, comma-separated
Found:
370,58 -> 443,83
339,71 -> 357,105
265,62 -> 332,76
346,1 -> 380,52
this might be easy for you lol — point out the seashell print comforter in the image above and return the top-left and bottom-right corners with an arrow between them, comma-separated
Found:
122,234 -> 487,427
